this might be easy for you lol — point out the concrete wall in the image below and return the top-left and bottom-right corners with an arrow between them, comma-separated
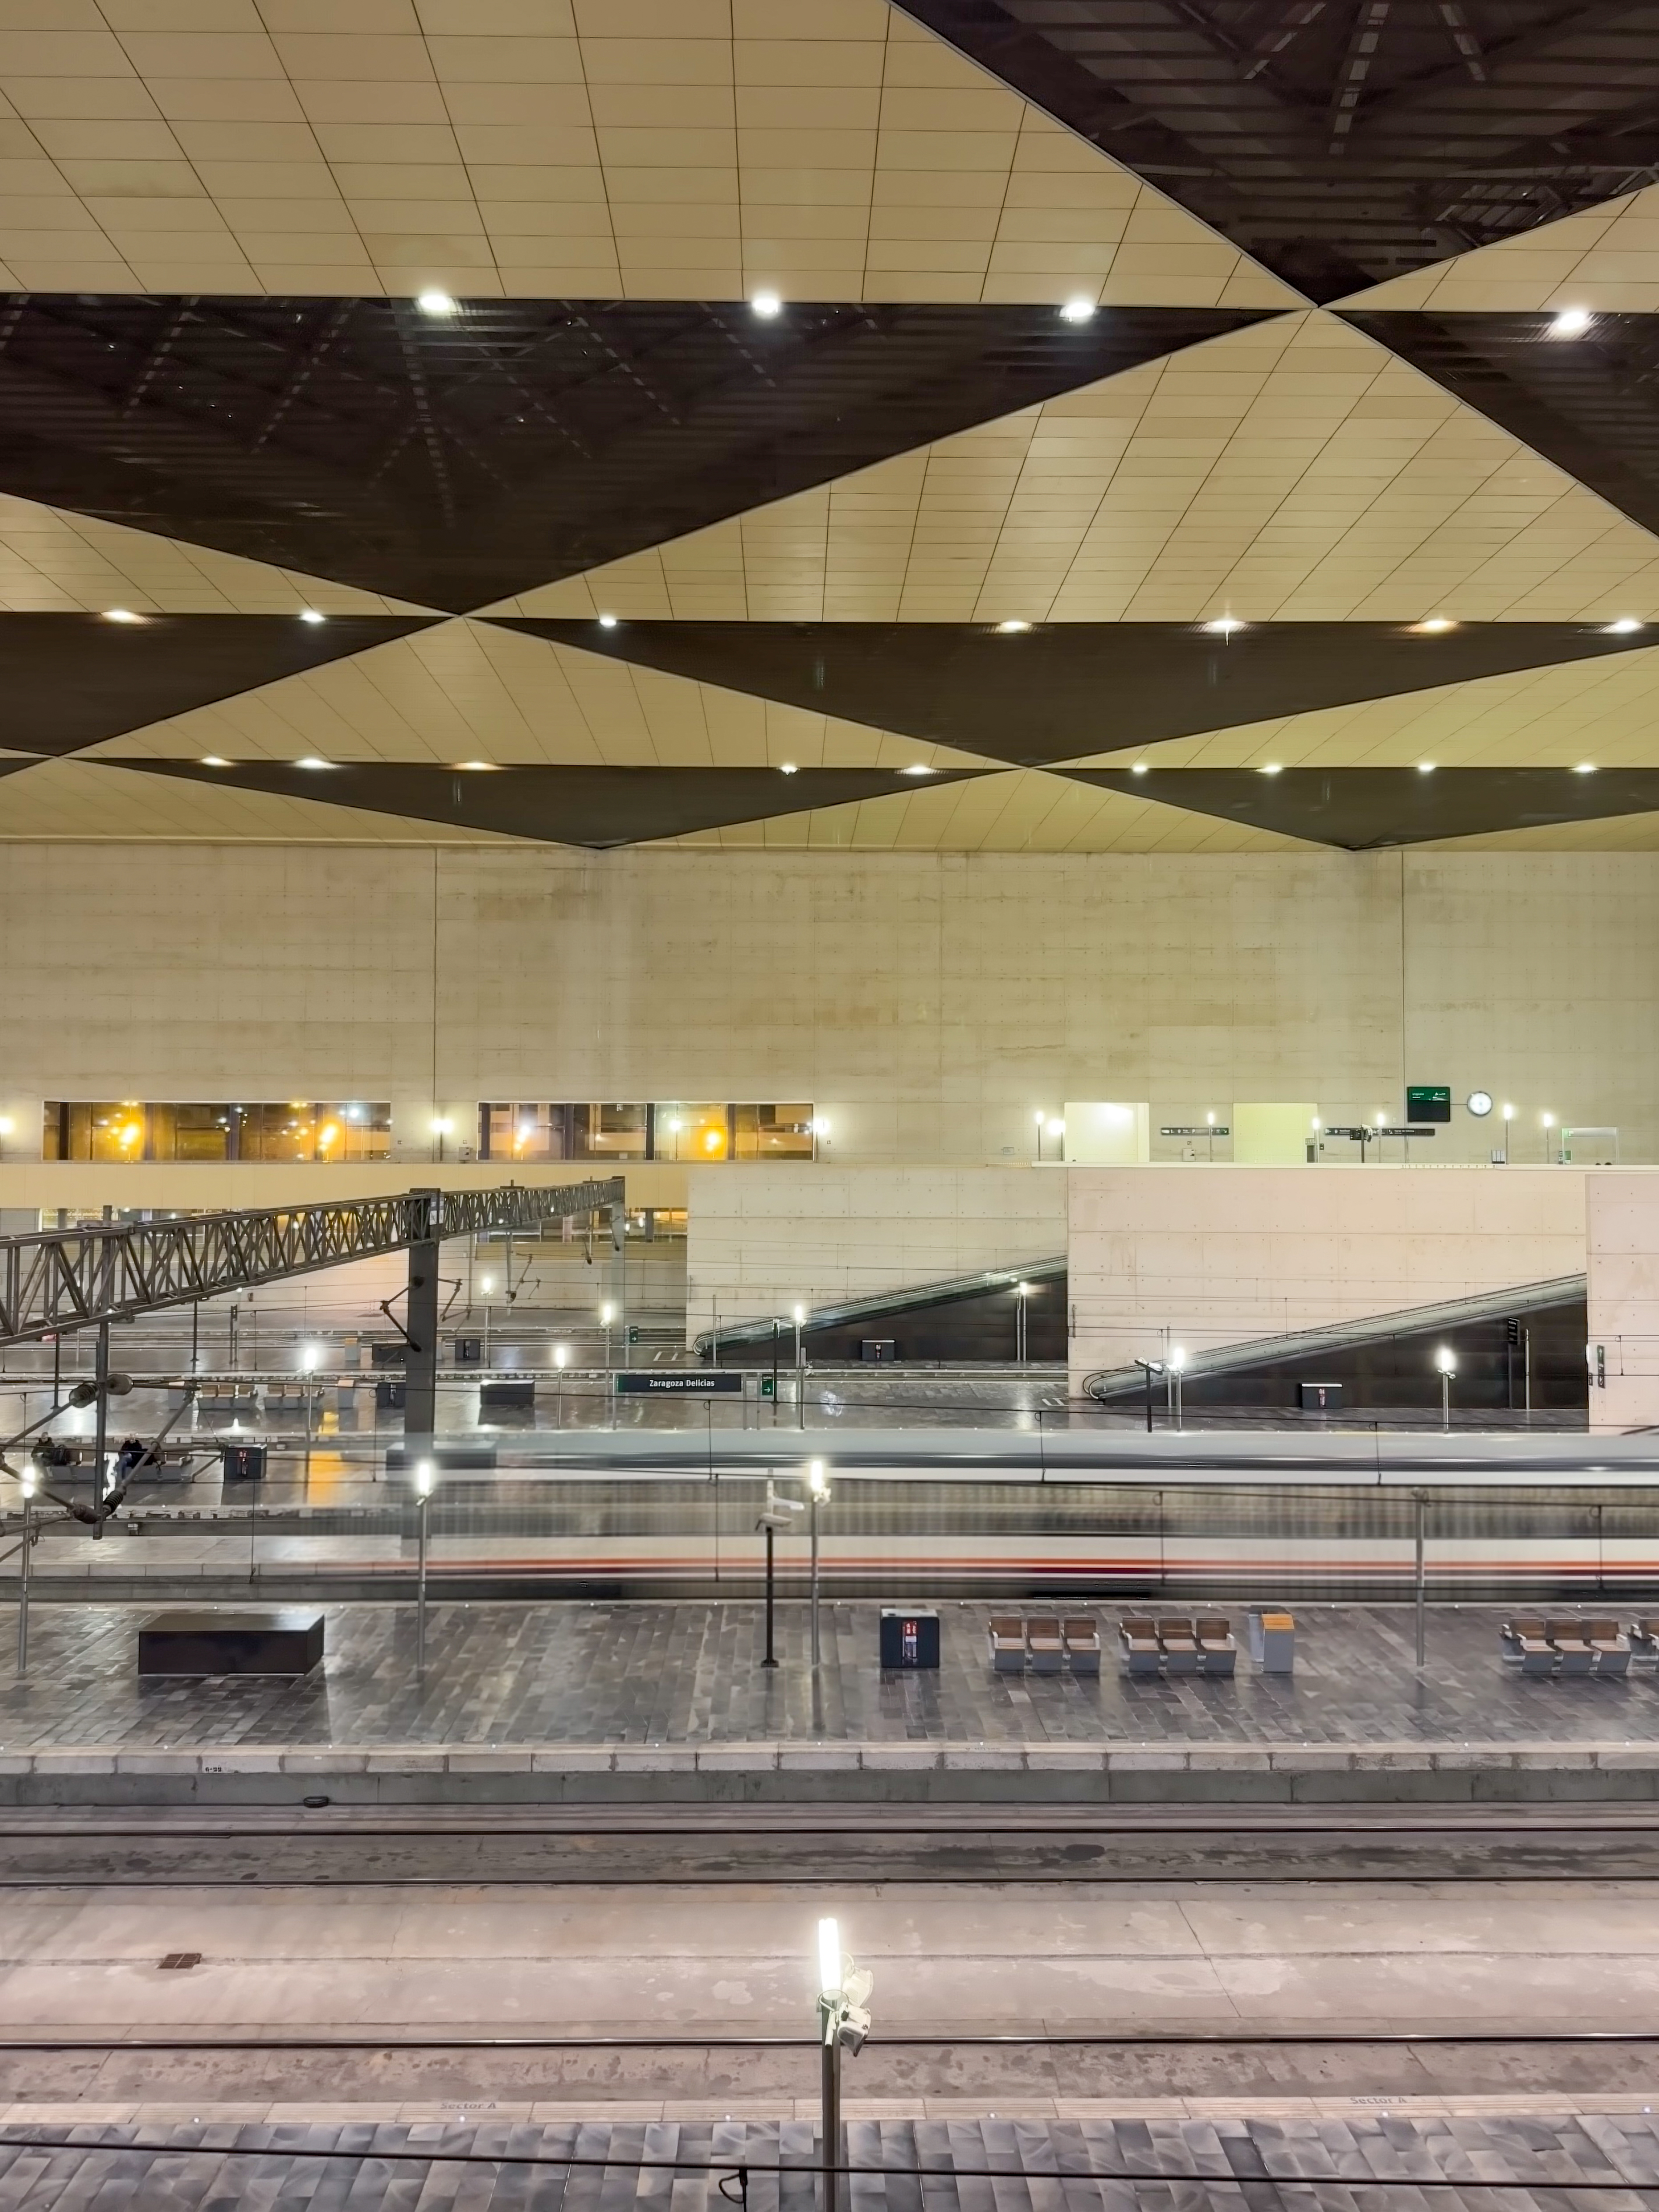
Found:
1586,1174 -> 1659,1432
684,1165 -> 1065,1335
1068,1165 -> 1590,1387
2,843 -> 1658,1168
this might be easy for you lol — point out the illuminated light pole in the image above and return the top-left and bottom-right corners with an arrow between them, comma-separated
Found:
1015,1280 -> 1031,1364
599,1300 -> 615,1370
413,1457 -> 435,1672
552,1342 -> 568,1429
808,1458 -> 830,1668
16,1465 -> 36,1676
793,1302 -> 807,1430
1502,1103 -> 1515,1164
1169,1345 -> 1186,1432
1541,1111 -> 1556,1164
815,1917 -> 873,2212
1434,1345 -> 1456,1433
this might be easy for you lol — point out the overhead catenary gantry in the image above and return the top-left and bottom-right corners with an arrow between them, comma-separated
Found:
0,1180 -> 625,1348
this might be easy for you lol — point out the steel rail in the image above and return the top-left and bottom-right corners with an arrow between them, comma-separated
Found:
0,2030 -> 1657,2049
0,1179 -> 622,1346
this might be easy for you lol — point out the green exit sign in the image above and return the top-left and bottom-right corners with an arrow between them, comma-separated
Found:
1406,1085 -> 1451,1123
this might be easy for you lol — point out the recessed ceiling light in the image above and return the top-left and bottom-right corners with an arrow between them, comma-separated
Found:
751,292 -> 782,318
779,761 -> 797,774
1415,616 -> 1456,633
1130,761 -> 1149,776
1203,616 -> 1246,637
417,290 -> 458,316
296,756 -> 332,769
995,619 -> 1031,633
456,760 -> 497,771
1575,761 -> 1597,774
1550,305 -> 1593,337
299,608 -> 325,625
1260,762 -> 1282,775
1606,616 -> 1644,634
1417,761 -> 1435,774
900,764 -> 935,775
597,614 -> 618,628
1059,297 -> 1096,322
102,607 -> 141,623
201,756 -> 228,767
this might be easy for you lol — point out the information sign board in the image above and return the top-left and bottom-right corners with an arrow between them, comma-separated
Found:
615,1370 -> 743,1395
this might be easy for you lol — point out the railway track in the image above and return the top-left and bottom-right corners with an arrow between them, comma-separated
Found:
6,1800 -> 1659,1882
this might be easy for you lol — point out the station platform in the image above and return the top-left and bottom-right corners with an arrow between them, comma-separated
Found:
6,2108 -> 1659,2212
3,1601 -> 1659,1806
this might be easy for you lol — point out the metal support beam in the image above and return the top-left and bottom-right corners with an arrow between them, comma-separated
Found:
404,1189 -> 441,1449
0,1178 -> 623,1347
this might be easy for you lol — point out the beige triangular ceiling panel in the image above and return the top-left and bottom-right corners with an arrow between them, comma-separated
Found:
0,2 -> 1300,306
1344,189 -> 1659,315
0,497 -> 428,616
505,312 -> 1659,626
84,618 -> 988,774
0,756 -> 505,842
1079,643 -> 1659,774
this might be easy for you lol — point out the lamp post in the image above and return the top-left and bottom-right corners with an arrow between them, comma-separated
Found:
599,1300 -> 615,1370
552,1342 -> 568,1429
1502,1104 -> 1515,1164
1033,1107 -> 1046,1163
816,1918 -> 873,2212
793,1302 -> 807,1430
755,1483 -> 802,1669
16,1466 -> 35,1677
1133,1356 -> 1164,1433
808,1458 -> 830,1668
1434,1345 -> 1456,1433
413,1456 -> 434,1671
1015,1281 -> 1031,1364
1541,1111 -> 1555,1163
430,1115 -> 452,1164
1169,1345 -> 1186,1432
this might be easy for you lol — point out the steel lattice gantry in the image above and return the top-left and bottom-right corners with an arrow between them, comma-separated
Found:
0,1179 -> 624,1347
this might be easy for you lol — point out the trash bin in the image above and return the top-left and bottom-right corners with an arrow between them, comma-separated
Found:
221,1442 -> 266,1483
1246,1607 -> 1295,1672
880,1608 -> 940,1669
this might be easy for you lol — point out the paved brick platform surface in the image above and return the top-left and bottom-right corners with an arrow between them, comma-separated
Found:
5,2112 -> 1659,2211
0,1600 -> 1656,1754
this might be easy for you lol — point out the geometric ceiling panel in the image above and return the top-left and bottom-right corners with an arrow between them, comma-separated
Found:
1071,764 -> 1659,848
87,621 -> 983,775
669,764 -> 1305,854
1076,644 -> 1659,772
0,611 -> 439,757
1343,310 -> 1659,545
0,495 -> 419,616
896,2 -> 1659,304
510,311 -> 1659,626
0,755 -> 506,842
0,5 -> 1294,309
96,758 -> 986,848
495,619 -> 1659,768
1348,185 -> 1659,313
0,295 -> 1273,614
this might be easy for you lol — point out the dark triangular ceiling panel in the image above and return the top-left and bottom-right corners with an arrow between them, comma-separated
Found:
0,613 -> 439,757
1343,310 -> 1659,539
0,296 -> 1275,617
895,2 -> 1659,305
100,760 -> 984,847
1072,766 -> 1659,848
497,620 -> 1658,767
